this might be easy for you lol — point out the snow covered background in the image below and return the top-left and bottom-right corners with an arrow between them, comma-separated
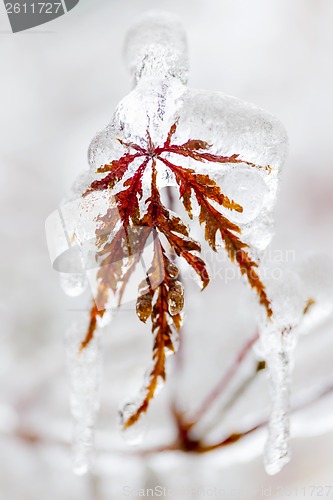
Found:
0,0 -> 333,498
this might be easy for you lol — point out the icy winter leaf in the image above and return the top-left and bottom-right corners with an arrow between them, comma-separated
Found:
82,120 -> 272,426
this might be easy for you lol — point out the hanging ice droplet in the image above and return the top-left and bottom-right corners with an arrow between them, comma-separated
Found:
136,291 -> 153,323
59,272 -> 87,297
167,281 -> 184,316
65,322 -> 102,475
119,402 -> 147,445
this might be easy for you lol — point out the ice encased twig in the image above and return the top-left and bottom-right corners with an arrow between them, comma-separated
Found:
65,321 -> 103,475
123,10 -> 188,86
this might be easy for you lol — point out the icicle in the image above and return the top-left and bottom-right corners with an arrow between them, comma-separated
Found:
262,253 -> 333,472
259,269 -> 307,475
263,329 -> 293,475
65,321 -> 103,475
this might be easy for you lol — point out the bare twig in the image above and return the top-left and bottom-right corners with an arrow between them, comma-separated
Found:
185,332 -> 259,429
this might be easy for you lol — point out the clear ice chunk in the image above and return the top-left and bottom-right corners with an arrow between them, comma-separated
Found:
220,169 -> 269,225
88,11 -> 287,258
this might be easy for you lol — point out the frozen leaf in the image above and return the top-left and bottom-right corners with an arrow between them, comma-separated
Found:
51,11 -> 289,474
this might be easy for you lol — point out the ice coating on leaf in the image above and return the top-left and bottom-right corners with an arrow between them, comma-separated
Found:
88,124 -> 125,174
74,191 -> 112,250
178,89 -> 288,254
220,170 -> 269,224
65,322 -> 103,475
51,187 -> 114,278
180,89 -> 288,178
89,9 -> 287,248
88,89 -> 287,266
242,211 -> 274,252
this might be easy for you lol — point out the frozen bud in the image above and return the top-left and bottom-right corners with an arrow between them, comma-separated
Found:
136,292 -> 153,322
167,281 -> 184,316
167,262 -> 179,280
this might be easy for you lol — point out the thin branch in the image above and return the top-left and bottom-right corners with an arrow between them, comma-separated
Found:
4,375 -> 333,457
186,332 -> 259,429
200,361 -> 265,437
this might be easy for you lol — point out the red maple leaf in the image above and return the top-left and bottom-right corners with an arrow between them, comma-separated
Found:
80,121 -> 272,427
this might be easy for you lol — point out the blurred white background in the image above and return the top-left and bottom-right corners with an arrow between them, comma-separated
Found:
0,0 -> 333,499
